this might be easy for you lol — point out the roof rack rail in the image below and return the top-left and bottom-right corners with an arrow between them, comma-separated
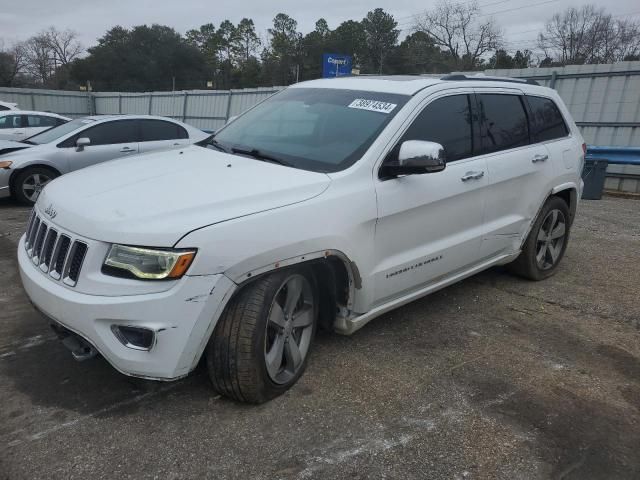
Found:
440,74 -> 540,86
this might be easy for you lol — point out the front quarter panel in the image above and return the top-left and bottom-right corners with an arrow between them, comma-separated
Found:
174,175 -> 379,313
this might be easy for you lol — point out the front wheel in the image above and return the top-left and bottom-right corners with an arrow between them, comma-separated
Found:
13,167 -> 59,205
507,196 -> 570,281
206,268 -> 318,403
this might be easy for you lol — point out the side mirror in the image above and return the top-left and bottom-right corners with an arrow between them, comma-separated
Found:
381,140 -> 446,178
75,137 -> 90,152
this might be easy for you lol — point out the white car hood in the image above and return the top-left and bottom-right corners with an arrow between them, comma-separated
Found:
0,140 -> 32,155
36,145 -> 331,246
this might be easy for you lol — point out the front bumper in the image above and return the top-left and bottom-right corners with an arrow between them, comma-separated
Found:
0,169 -> 10,199
18,235 -> 236,380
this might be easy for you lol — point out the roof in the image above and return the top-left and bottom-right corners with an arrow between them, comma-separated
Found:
0,110 -> 69,117
291,76 -> 442,95
291,74 -> 550,96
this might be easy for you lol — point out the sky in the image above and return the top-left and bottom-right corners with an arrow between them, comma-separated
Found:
1,0 -> 639,58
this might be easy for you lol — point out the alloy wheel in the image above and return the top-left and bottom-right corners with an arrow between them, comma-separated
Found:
264,274 -> 315,384
535,209 -> 567,270
22,173 -> 52,202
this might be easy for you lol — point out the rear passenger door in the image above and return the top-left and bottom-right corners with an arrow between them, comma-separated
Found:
475,90 -> 556,257
138,119 -> 189,153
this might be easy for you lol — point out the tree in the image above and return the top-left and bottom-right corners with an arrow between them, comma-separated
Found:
234,18 -> 261,65
538,4 -> 640,65
361,8 -> 399,73
488,49 -> 532,69
0,43 -> 27,86
23,34 -> 53,84
386,31 -> 448,74
43,27 -> 82,67
414,0 -> 502,70
263,13 -> 302,85
329,20 -> 367,67
300,19 -> 333,80
71,25 -> 207,91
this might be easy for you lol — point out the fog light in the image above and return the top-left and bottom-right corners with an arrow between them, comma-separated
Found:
111,325 -> 155,351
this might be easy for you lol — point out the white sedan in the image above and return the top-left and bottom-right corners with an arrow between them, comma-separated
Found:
0,100 -> 19,111
0,114 -> 210,204
0,111 -> 70,141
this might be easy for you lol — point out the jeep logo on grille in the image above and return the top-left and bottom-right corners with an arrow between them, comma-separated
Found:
44,204 -> 57,219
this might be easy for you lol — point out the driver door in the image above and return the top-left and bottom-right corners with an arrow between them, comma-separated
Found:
372,93 -> 488,306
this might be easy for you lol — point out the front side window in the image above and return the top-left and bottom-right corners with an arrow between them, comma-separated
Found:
399,94 -> 473,161
139,119 -> 187,141
0,115 -> 22,129
74,120 -> 139,146
29,118 -> 95,144
212,88 -> 410,173
527,96 -> 569,142
477,94 -> 529,154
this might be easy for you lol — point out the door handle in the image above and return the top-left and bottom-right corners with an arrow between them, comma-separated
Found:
461,171 -> 485,182
120,147 -> 136,153
532,154 -> 549,163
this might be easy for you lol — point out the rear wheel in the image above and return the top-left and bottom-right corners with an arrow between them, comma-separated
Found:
206,268 -> 318,403
508,196 -> 570,281
13,167 -> 59,205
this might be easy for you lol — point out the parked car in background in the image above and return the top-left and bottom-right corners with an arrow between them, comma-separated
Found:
18,75 -> 584,403
0,101 -> 19,111
0,111 -> 70,141
0,115 -> 209,204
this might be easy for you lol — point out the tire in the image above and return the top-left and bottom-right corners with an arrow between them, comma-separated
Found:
12,167 -> 59,205
206,267 -> 318,403
507,196 -> 570,281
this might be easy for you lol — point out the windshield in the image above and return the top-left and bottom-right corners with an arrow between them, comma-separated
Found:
26,118 -> 95,145
211,88 -> 409,173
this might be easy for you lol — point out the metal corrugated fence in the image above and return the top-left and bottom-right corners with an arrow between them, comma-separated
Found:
2,62 -> 639,146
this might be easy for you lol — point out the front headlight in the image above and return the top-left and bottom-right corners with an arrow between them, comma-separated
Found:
103,245 -> 196,280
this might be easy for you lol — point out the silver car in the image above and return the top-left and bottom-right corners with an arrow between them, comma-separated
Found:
0,115 -> 209,204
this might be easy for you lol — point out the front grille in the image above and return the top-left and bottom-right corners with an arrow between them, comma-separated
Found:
24,211 -> 88,287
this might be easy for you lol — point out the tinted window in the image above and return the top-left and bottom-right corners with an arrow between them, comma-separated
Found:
139,120 -> 187,141
78,120 -> 139,146
27,115 -> 59,127
0,105 -> 10,111
527,96 -> 569,142
478,94 -> 529,153
0,115 -> 22,129
400,95 -> 473,161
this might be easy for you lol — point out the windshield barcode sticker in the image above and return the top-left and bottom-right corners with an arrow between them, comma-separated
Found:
348,99 -> 397,114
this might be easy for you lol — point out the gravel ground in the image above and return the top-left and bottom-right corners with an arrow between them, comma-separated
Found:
0,196 -> 639,480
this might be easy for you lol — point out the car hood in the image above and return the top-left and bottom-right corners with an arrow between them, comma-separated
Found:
0,140 -> 33,156
36,145 -> 331,246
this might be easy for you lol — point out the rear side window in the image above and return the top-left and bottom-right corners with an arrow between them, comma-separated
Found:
72,120 -> 139,146
400,94 -> 473,161
0,115 -> 22,129
27,115 -> 59,127
139,120 -> 188,141
527,96 -> 569,142
477,94 -> 529,154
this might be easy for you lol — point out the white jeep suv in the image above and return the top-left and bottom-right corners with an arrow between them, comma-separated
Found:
18,75 -> 585,403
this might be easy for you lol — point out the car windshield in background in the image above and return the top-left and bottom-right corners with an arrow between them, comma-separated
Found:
25,118 -> 95,145
212,88 -> 409,173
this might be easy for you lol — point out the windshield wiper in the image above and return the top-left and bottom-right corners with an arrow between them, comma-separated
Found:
198,136 -> 231,153
231,147 -> 292,167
